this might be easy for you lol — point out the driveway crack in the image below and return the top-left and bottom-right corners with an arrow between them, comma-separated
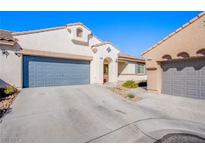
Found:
134,126 -> 158,141
85,117 -> 158,143
86,116 -> 205,143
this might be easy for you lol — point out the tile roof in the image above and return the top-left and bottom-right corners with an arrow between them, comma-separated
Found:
142,11 -> 205,56
119,52 -> 145,62
0,30 -> 17,42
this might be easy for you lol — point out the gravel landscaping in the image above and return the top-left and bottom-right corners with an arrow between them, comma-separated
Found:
106,81 -> 144,102
0,86 -> 19,118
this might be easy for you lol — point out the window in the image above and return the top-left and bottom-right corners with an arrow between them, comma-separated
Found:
76,28 -> 83,37
106,47 -> 111,53
135,64 -> 145,74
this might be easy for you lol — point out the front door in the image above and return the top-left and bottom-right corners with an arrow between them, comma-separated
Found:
103,64 -> 109,83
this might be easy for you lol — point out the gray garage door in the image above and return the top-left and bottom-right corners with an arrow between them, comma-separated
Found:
161,58 -> 205,99
23,56 -> 90,88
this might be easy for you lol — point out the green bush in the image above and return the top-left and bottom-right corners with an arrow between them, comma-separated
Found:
138,81 -> 147,87
127,93 -> 135,99
122,80 -> 138,88
4,86 -> 15,95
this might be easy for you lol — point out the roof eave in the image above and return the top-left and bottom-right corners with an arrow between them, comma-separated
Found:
118,56 -> 145,63
21,49 -> 93,61
142,11 -> 205,56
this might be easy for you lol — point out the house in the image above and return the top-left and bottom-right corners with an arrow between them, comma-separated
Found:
0,23 -> 146,88
142,12 -> 205,99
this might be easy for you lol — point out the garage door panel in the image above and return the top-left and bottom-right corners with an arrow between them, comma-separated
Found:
200,80 -> 205,87
200,68 -> 205,76
201,90 -> 205,98
162,58 -> 205,99
162,84 -> 171,94
172,84 -> 186,96
173,78 -> 184,85
23,56 -> 90,88
186,79 -> 198,88
186,89 -> 199,98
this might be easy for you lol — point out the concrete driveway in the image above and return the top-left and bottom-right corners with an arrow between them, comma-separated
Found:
0,85 -> 205,142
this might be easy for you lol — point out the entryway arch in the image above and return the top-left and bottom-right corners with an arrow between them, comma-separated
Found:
103,57 -> 112,83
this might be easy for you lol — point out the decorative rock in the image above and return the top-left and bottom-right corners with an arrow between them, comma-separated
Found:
0,103 -> 4,110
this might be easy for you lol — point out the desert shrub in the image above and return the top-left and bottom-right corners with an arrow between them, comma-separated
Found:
138,81 -> 147,87
127,93 -> 135,99
122,80 -> 138,88
4,86 -> 15,95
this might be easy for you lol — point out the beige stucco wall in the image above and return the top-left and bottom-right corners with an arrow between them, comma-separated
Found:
145,69 -> 158,92
118,62 -> 126,74
68,24 -> 91,43
118,74 -> 147,82
13,26 -> 121,85
14,26 -> 103,85
92,44 -> 119,84
0,24 -> 144,87
0,44 -> 22,88
15,28 -> 94,57
118,61 -> 147,82
142,14 -> 205,93
119,62 -> 136,74
88,35 -> 101,47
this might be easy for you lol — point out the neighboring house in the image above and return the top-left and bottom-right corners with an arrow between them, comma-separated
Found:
0,23 -> 146,88
142,12 -> 205,99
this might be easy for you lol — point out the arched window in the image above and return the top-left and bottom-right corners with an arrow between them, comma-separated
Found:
76,28 -> 83,37
162,54 -> 172,60
177,52 -> 190,58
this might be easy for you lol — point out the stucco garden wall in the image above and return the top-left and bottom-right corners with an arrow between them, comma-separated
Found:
118,74 -> 147,82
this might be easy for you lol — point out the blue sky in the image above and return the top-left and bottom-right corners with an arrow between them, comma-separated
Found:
0,11 -> 201,57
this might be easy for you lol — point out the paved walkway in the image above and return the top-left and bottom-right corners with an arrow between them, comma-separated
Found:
0,85 -> 205,142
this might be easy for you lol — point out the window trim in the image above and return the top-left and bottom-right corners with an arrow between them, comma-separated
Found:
135,63 -> 146,74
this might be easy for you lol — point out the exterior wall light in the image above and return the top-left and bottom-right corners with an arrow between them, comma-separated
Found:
1,49 -> 9,56
15,51 -> 22,57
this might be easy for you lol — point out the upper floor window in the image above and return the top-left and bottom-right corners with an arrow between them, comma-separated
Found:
76,28 -> 83,37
